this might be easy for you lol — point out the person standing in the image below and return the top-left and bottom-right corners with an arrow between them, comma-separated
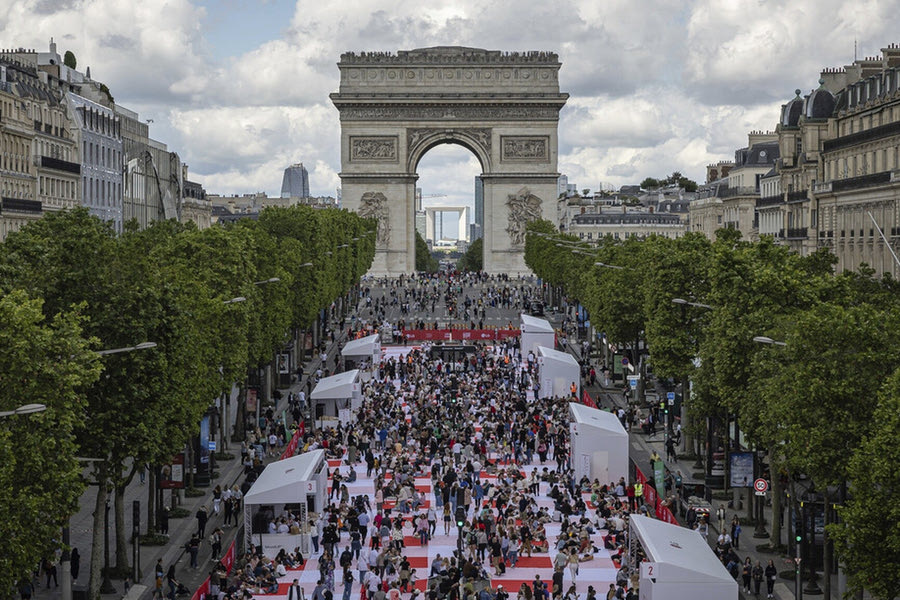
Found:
731,515 -> 742,550
152,559 -> 165,599
751,561 -> 764,597
741,557 -> 752,593
764,560 -> 777,598
187,534 -> 201,569
210,527 -> 223,561
342,568 -> 354,600
70,548 -> 80,582
166,565 -> 179,600
196,505 -> 209,538
287,579 -> 302,600
159,506 -> 170,535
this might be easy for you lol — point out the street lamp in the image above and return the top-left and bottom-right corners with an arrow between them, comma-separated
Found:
753,336 -> 787,347
672,298 -> 714,310
95,342 -> 158,356
0,403 -> 47,418
594,261 -> 626,270
223,296 -> 246,305
253,277 -> 281,285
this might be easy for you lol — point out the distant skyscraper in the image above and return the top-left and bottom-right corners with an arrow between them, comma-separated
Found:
281,163 -> 310,198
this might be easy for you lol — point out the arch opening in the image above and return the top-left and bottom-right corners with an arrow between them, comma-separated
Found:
414,143 -> 482,273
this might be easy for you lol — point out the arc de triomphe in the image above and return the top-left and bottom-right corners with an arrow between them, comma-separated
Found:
330,46 -> 568,275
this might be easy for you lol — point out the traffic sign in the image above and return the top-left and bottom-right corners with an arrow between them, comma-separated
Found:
667,392 -> 675,405
754,478 -> 769,495
208,441 -> 217,451
621,357 -> 629,366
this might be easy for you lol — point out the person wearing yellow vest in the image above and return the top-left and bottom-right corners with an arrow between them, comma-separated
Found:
633,481 -> 644,511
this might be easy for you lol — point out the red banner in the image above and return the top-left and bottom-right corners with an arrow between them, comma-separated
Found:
581,390 -> 597,408
190,578 -> 209,600
222,540 -> 236,573
402,329 -> 520,341
279,425 -> 303,461
190,541 -> 236,600
657,504 -> 678,525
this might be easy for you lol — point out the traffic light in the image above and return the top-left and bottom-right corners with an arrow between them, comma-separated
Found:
455,506 -> 466,528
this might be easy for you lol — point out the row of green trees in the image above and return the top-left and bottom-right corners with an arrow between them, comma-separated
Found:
524,222 -> 900,600
0,206 -> 375,599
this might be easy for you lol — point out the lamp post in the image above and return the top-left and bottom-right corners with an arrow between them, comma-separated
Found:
99,496 -> 115,593
671,298 -> 713,470
83,342 -> 157,600
593,261 -> 626,270
0,403 -> 47,418
253,277 -> 281,285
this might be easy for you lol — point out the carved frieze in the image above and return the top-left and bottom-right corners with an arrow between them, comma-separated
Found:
501,136 -> 549,162
506,187 -> 543,247
358,191 -> 391,245
350,136 -> 398,162
339,104 -> 562,121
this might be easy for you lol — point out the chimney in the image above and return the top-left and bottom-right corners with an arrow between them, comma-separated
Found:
0,65 -> 6,83
49,37 -> 57,56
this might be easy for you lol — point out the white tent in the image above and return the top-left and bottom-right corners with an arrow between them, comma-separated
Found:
520,313 -> 555,356
569,402 -> 629,485
629,514 -> 738,600
243,449 -> 327,558
537,345 -> 580,399
311,369 -> 362,424
342,334 -> 381,369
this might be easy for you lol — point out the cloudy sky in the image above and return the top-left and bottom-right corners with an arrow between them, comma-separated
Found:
3,0 -> 899,234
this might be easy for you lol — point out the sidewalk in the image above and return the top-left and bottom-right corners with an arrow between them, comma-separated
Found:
34,328 -> 347,600
565,341 -> 803,600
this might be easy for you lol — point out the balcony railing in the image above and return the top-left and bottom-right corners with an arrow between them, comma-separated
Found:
832,171 -> 892,192
1,197 -> 42,213
757,195 -> 784,208
823,121 -> 900,153
34,155 -> 81,175
786,227 -> 808,239
786,189 -> 809,202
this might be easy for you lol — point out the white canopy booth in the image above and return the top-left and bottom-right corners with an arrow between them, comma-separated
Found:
569,402 -> 629,485
310,369 -> 362,427
341,334 -> 381,372
243,449 -> 327,558
520,314 -> 555,355
628,514 -> 738,600
537,345 -> 580,399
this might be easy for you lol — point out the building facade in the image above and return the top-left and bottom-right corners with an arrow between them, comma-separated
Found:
0,56 -> 79,240
66,92 -> 123,232
569,208 -> 686,241
759,44 -> 900,276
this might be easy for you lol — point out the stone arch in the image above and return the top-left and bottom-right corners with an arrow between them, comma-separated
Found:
331,46 -> 568,275
406,128 -> 492,174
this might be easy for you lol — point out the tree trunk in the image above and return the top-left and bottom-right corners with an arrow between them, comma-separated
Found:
770,448 -> 782,548
232,382 -> 247,442
114,482 -> 129,572
88,482 -> 108,600
823,489 -> 831,599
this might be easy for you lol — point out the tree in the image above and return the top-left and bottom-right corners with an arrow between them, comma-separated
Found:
828,368 -> 900,600
0,290 -> 101,594
63,50 -> 77,69
640,177 -> 660,190
415,231 -> 438,272
457,238 -> 483,272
